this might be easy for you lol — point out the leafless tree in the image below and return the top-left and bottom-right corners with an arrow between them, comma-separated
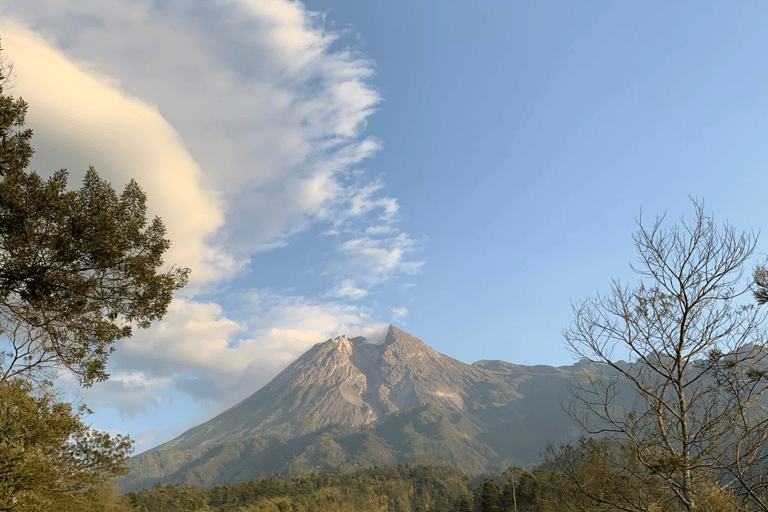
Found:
564,200 -> 768,512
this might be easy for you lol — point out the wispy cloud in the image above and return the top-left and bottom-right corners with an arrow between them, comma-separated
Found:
392,307 -> 409,323
325,279 -> 370,300
338,233 -> 425,285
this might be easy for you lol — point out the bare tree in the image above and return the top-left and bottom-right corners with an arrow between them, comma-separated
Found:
564,200 -> 768,512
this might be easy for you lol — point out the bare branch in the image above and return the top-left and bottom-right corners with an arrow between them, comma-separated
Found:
564,199 -> 768,511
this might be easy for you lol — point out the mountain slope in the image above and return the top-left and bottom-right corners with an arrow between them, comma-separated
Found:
124,326 -> 585,490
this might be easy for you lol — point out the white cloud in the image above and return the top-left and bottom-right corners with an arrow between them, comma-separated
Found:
0,20 -> 235,285
84,294 -> 388,415
314,175 -> 400,228
134,429 -> 165,449
117,299 -> 247,378
325,279 -> 369,300
1,0 -> 389,256
392,307 -> 408,322
61,370 -> 173,420
245,290 -> 386,356
338,233 -> 425,285
1,1 -> 420,284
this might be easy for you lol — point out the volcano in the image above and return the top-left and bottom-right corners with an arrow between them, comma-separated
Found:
124,326 -> 583,490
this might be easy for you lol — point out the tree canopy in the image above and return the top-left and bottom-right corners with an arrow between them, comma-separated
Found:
0,45 -> 188,510
0,379 -> 132,511
0,52 -> 188,387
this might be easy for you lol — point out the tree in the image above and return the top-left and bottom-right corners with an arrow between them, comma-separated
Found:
473,479 -> 501,512
563,200 -> 768,511
0,45 -> 188,509
0,379 -> 132,511
546,437 -> 681,512
501,466 -> 524,512
0,49 -> 189,387
453,492 -> 473,512
545,437 -> 746,512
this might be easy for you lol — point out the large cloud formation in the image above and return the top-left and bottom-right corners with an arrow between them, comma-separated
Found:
0,0 -> 422,447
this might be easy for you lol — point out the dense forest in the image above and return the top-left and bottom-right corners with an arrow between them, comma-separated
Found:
110,438 -> 740,512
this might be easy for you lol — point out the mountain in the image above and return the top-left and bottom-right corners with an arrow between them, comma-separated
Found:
123,326 -> 586,490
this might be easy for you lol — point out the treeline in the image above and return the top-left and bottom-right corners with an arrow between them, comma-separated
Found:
114,439 -> 740,512
122,463 -> 560,512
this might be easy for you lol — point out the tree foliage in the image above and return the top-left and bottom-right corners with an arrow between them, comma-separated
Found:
0,49 -> 188,387
564,200 -> 768,511
0,45 -> 188,510
120,461 -> 656,512
473,479 -> 502,512
546,437 -> 681,512
0,379 -> 132,511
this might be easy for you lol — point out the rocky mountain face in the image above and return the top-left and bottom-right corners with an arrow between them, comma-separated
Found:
124,326 -> 586,490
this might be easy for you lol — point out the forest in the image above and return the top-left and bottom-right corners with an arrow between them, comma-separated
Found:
112,441 -> 741,512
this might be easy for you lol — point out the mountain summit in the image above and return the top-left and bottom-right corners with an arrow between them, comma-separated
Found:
124,326 -> 582,489
157,326 -> 506,453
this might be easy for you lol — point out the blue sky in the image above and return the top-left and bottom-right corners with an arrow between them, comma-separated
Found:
2,1 -> 768,452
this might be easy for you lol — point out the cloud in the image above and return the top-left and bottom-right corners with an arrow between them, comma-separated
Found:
0,1 -> 422,284
325,279 -> 369,300
0,19 -> 235,285
0,1 -> 424,444
1,1 -> 416,277
8,0 -> 383,256
116,300 -> 247,379
59,369 -> 174,420
338,233 -> 425,285
83,294 -> 387,416
134,429 -> 166,449
392,307 -> 408,322
83,373 -> 174,419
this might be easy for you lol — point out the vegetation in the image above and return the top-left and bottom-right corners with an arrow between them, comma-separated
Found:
0,379 -> 132,511
124,405 -> 511,491
0,54 -> 188,386
121,455 -> 709,512
123,463 -> 568,512
0,46 -> 188,510
563,201 -> 768,511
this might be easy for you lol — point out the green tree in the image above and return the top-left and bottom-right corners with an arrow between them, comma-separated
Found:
546,437 -> 681,512
564,201 -> 768,511
501,466 -> 524,512
0,45 -> 188,510
0,379 -> 132,511
473,479 -> 501,512
0,49 -> 188,387
512,471 -> 550,512
454,492 -> 473,512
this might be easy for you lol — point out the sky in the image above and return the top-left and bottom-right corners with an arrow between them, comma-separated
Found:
2,1 -> 768,452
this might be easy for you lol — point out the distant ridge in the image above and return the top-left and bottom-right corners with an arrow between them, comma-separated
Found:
124,326 -> 586,490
